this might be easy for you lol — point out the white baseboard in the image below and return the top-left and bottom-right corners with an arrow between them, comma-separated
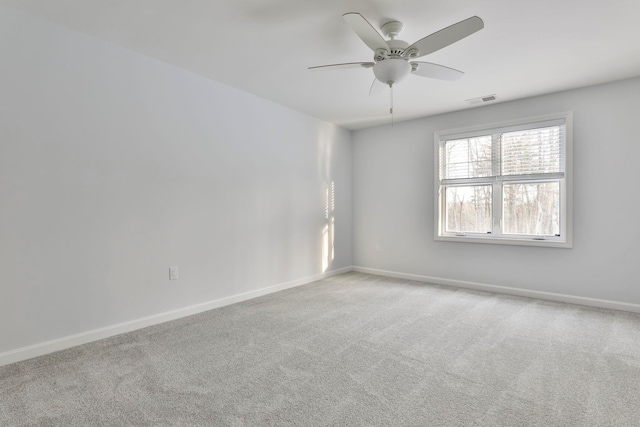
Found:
4,265 -> 637,368
0,267 -> 351,368
352,266 -> 640,314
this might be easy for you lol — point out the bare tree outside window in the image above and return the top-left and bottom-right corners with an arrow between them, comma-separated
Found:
443,136 -> 492,179
445,185 -> 492,233
503,182 -> 559,235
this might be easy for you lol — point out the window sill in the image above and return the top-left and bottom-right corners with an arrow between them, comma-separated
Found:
435,234 -> 572,248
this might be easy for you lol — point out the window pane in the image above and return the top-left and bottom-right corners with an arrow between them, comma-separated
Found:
501,126 -> 563,176
445,185 -> 492,233
503,182 -> 560,235
442,136 -> 493,179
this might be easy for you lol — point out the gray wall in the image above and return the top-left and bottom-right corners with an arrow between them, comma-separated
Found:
352,77 -> 640,304
0,7 -> 352,354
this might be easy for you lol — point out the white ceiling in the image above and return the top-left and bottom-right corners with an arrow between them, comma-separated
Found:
3,0 -> 640,130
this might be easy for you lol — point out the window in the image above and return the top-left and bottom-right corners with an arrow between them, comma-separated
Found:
434,112 -> 572,247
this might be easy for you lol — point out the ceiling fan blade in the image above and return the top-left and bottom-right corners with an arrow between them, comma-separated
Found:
411,62 -> 464,81
369,78 -> 386,96
308,62 -> 375,71
405,16 -> 484,59
343,12 -> 390,53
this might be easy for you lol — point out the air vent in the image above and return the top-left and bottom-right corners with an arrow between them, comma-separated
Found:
466,94 -> 497,105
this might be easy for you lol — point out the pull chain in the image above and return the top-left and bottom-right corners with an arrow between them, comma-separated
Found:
389,83 -> 394,127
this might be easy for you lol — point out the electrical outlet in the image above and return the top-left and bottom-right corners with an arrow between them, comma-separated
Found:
169,266 -> 179,280
375,243 -> 382,252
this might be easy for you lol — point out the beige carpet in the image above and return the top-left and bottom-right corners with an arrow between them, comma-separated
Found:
2,272 -> 640,426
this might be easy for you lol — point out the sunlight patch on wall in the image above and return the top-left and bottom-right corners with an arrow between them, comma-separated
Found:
322,181 -> 335,273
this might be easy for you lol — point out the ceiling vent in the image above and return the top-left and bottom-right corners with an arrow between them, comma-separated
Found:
466,94 -> 497,105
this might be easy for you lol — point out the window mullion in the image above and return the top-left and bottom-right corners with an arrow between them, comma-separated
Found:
492,132 -> 501,177
492,133 -> 503,236
492,181 -> 502,236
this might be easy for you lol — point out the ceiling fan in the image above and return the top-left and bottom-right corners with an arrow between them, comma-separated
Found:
309,12 -> 484,114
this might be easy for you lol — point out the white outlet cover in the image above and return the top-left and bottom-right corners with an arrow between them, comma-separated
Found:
169,266 -> 179,280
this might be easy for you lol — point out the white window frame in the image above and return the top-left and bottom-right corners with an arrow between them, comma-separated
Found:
434,112 -> 573,248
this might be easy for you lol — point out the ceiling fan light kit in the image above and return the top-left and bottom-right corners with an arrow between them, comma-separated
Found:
309,12 -> 485,120
373,59 -> 411,86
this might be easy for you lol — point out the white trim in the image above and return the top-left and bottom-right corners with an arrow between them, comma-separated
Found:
434,234 -> 572,248
0,267 -> 351,368
352,266 -> 640,314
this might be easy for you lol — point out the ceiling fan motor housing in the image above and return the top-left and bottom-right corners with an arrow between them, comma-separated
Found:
375,38 -> 410,61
